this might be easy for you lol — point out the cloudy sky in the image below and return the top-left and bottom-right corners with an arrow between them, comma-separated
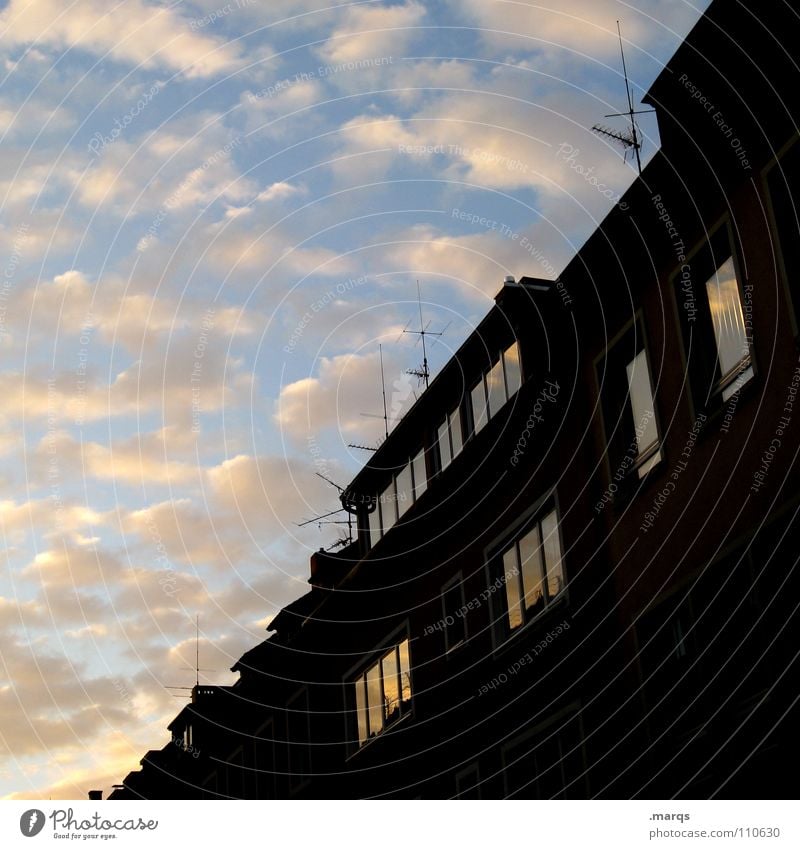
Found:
0,0 -> 710,799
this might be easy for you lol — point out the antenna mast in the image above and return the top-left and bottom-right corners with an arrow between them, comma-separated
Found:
296,473 -> 354,548
404,281 -> 445,388
347,344 -> 391,452
591,21 -> 655,174
379,344 -> 389,438
163,614 -> 213,698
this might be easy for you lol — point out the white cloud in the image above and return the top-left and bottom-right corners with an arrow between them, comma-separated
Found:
0,0 -> 244,78
448,0 -> 703,59
316,2 -> 426,67
274,348 -> 421,449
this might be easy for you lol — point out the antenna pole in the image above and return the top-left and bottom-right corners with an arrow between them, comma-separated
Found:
379,344 -> 389,438
195,615 -> 199,687
404,282 -> 444,387
417,281 -> 429,389
618,20 -> 642,175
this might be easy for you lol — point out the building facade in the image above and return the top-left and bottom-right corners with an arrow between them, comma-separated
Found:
109,0 -> 800,800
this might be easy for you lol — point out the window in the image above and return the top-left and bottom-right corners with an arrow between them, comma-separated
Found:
765,136 -> 800,333
367,477 -> 400,544
501,505 -> 565,631
503,711 -> 585,799
705,256 -> 752,400
437,406 -> 463,471
395,462 -> 413,519
598,318 -> 662,483
367,448 -> 427,547
353,639 -> 412,747
253,719 -> 276,799
471,380 -> 489,434
442,575 -> 466,652
626,350 -> 660,476
676,224 -> 753,411
455,764 -> 481,799
636,592 -> 698,711
470,341 -> 524,436
226,747 -> 244,799
412,448 -> 427,500
286,689 -> 310,792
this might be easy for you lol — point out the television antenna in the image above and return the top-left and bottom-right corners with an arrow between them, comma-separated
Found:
164,615 -> 214,696
401,281 -> 448,389
591,21 -> 655,174
347,343 -> 390,452
296,472 -> 354,546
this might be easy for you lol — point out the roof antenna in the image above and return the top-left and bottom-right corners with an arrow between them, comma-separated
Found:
591,21 -> 655,174
349,343 -> 390,449
295,472 -> 354,547
163,615 -> 214,698
379,343 -> 389,438
183,615 -> 212,687
403,281 -> 445,388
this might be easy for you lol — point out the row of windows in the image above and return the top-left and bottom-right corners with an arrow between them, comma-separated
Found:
471,341 -> 522,434
355,501 -> 567,748
366,341 -> 523,550
602,132 -> 800,489
600,221 -> 753,489
367,448 -> 427,545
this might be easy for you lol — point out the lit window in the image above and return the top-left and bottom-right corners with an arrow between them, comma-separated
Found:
598,318 -> 662,484
412,448 -> 427,500
437,407 -> 463,471
367,498 -> 382,545
486,358 -> 506,418
501,506 -> 565,631
470,341 -> 525,436
395,463 -> 413,519
471,380 -> 488,434
675,224 -> 753,411
438,420 -> 452,469
367,450 -> 428,547
380,479 -> 398,531
504,342 -> 523,397
625,348 -> 661,477
704,256 -> 753,401
353,639 -> 412,747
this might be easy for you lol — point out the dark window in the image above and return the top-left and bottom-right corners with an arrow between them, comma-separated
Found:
503,712 -> 585,799
226,747 -> 244,799
287,689 -> 310,792
253,719 -> 276,799
442,576 -> 466,652
455,764 -> 481,798
637,592 -> 696,709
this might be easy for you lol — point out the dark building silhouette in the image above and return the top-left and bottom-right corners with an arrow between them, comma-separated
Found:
108,0 -> 800,799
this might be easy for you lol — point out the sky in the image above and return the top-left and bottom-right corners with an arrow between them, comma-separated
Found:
0,0 -> 711,800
